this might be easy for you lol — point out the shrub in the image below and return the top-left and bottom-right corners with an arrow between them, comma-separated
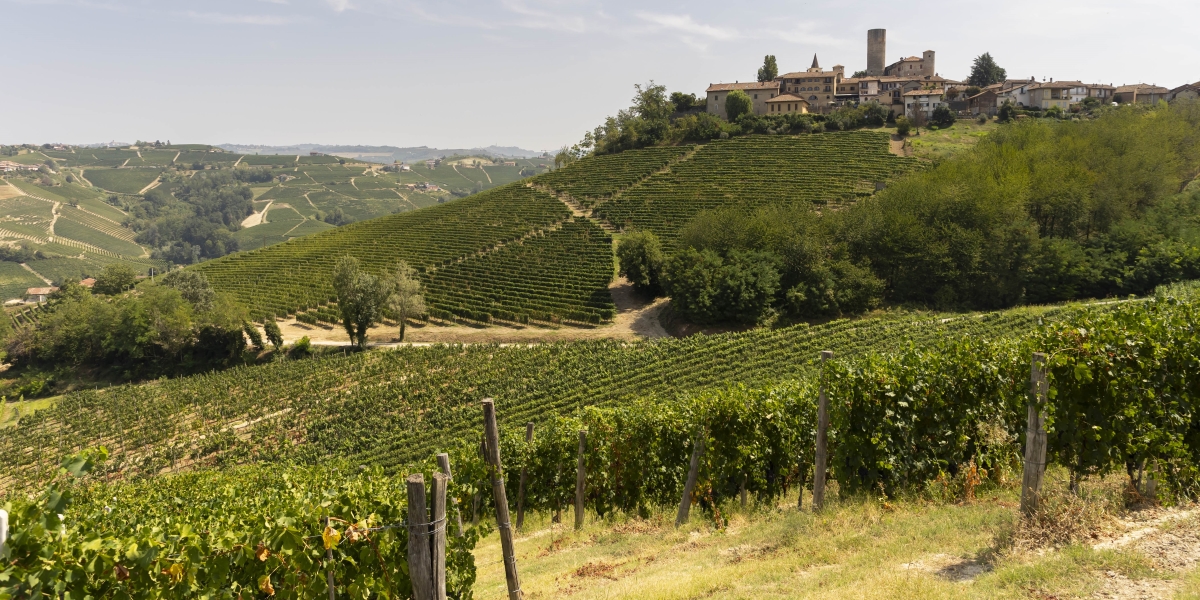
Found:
725,90 -> 752,121
616,230 -> 665,295
931,106 -> 957,128
263,318 -> 284,349
895,116 -> 912,136
243,321 -> 265,350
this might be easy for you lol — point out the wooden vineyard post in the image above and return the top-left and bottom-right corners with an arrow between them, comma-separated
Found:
516,422 -> 534,531
812,350 -> 833,512
436,453 -> 464,538
324,516 -> 336,600
574,430 -> 587,530
430,472 -> 449,600
482,399 -> 524,600
676,429 -> 705,527
1021,353 -> 1049,517
0,508 -> 7,556
407,474 -> 434,600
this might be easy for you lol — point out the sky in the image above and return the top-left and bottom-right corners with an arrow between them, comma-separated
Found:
3,0 -> 1198,151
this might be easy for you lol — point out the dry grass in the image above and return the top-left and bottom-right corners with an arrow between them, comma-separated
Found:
471,469 -> 1198,599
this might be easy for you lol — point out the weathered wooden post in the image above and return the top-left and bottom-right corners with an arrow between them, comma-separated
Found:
430,472 -> 449,600
676,429 -> 705,527
574,430 -> 587,530
407,474 -> 434,600
0,508 -> 8,557
482,399 -> 524,600
436,453 -> 464,538
516,423 -> 534,531
1021,353 -> 1049,517
324,516 -> 336,600
812,350 -> 833,511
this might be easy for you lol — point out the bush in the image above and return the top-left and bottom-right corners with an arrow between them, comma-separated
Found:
243,321 -> 265,350
289,335 -> 312,358
662,248 -> 780,324
263,318 -> 284,349
92,263 -> 138,296
931,106 -> 957,128
616,230 -> 665,294
895,116 -> 912,136
725,90 -> 752,121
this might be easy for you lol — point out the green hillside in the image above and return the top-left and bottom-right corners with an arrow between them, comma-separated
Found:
197,131 -> 912,323
0,299 -> 1080,492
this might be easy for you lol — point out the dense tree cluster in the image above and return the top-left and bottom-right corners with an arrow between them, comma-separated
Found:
621,101 -> 1200,324
127,170 -> 265,264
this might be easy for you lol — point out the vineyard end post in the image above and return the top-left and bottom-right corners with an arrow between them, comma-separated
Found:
323,516 -> 336,600
812,350 -> 833,511
431,472 -> 449,600
436,453 -> 464,538
575,430 -> 587,531
1021,352 -> 1049,517
517,422 -> 534,531
0,509 -> 8,556
676,429 -> 705,527
407,474 -> 435,600
482,399 -> 524,600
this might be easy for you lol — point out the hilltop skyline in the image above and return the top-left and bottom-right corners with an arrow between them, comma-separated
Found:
2,0 -> 1197,149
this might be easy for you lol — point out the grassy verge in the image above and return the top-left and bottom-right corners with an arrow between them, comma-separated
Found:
472,471 -> 1193,599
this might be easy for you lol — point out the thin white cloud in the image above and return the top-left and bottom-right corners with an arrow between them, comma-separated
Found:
634,12 -> 738,41
499,0 -> 589,33
767,20 -> 850,47
325,0 -> 351,12
185,10 -> 304,25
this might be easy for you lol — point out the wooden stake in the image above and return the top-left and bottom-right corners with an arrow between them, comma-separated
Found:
676,429 -> 705,527
324,515 -> 336,600
1021,352 -> 1049,517
436,453 -> 464,538
0,509 -> 8,565
482,399 -> 523,600
516,422 -> 534,531
430,472 -> 448,600
575,430 -> 587,530
812,350 -> 833,511
407,474 -> 434,600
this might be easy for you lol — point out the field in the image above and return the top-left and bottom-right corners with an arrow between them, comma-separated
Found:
0,261 -> 48,300
0,298 -> 1079,491
82,168 -> 161,194
536,145 -> 693,206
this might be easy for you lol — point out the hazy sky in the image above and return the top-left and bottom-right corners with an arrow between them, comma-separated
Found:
3,0 -> 1197,150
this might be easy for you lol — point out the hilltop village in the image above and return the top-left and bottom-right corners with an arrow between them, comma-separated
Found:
706,28 -> 1200,120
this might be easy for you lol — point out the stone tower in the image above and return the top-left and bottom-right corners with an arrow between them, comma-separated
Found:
867,29 -> 886,76
922,50 -> 936,77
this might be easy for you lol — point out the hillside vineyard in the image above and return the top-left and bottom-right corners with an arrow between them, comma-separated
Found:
195,132 -> 917,323
0,303 -> 1071,492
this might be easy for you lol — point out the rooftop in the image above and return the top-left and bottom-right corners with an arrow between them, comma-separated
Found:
706,81 -> 780,92
765,94 -> 810,104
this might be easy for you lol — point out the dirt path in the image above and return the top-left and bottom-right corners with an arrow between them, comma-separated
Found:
889,134 -> 909,157
138,177 -> 162,195
172,151 -> 181,164
240,200 -> 273,228
1091,505 -> 1200,599
120,158 -> 130,167
76,170 -> 94,188
20,263 -> 52,285
47,202 -> 60,235
391,189 -> 419,210
233,155 -> 243,167
478,165 -> 494,184
273,276 -> 670,346
350,177 -> 359,190
304,192 -> 318,211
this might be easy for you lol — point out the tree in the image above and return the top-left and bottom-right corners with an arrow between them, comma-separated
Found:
945,88 -> 961,101
725,90 -> 752,121
386,261 -> 426,342
616,230 -> 665,295
964,86 -> 982,97
243,321 -> 265,350
670,92 -> 701,113
757,55 -> 779,82
895,115 -> 912,136
332,256 -> 390,348
160,270 -> 216,311
93,264 -> 138,295
998,101 -> 1018,123
931,106 -> 957,128
851,70 -> 869,79
967,53 -> 1007,87
263,318 -> 284,349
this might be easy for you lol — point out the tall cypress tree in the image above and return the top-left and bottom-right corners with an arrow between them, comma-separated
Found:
757,55 -> 779,82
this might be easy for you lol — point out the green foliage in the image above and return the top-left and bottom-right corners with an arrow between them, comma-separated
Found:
332,256 -> 390,348
669,92 -> 703,113
662,248 -> 781,324
998,101 -> 1018,123
757,55 -> 779,83
385,261 -> 426,342
243,321 -> 265,350
159,269 -> 216,311
895,116 -> 912,136
133,171 -> 254,263
616,230 -> 664,294
263,318 -> 284,349
725,90 -> 753,121
588,82 -> 676,155
92,263 -> 137,295
0,452 -> 482,599
931,106 -> 957,128
968,52 -> 1007,87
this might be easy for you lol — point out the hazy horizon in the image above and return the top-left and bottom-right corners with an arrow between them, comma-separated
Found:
3,0 -> 1196,150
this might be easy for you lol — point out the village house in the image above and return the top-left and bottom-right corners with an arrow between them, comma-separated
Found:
24,287 -> 58,303
705,81 -> 781,118
1169,82 -> 1200,101
1114,84 -> 1171,104
0,161 -> 38,172
903,89 -> 946,119
777,56 -> 842,112
765,94 -> 809,114
884,51 -> 936,78
1027,81 -> 1076,111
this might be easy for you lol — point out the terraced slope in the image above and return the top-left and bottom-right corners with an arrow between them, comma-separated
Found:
0,301 -> 1087,492
537,146 -> 693,206
194,183 -> 585,321
593,132 -> 917,245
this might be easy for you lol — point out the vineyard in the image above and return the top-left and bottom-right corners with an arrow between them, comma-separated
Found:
535,146 -> 693,206
0,296 -> 1104,493
195,183 -> 585,321
591,132 -> 919,246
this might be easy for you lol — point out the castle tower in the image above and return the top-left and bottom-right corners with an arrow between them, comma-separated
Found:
867,29 -> 886,76
922,50 -> 936,77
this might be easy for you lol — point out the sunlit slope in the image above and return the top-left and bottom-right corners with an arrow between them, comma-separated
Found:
0,302 -> 1080,492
